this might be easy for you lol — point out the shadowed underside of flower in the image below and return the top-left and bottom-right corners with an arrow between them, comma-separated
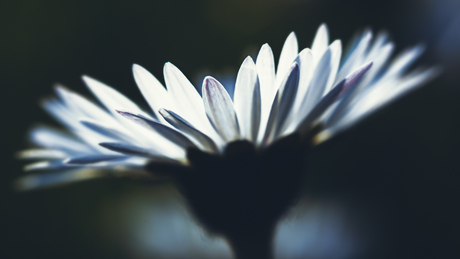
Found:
17,24 -> 438,258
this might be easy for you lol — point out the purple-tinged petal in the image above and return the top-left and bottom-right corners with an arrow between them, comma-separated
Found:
202,76 -> 240,142
159,108 -> 219,152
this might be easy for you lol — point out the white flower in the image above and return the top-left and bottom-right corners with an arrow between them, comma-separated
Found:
18,24 -> 437,190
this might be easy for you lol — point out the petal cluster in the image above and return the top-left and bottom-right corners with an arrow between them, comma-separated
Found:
18,24 -> 438,188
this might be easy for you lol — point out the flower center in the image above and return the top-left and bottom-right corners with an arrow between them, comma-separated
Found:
182,133 -> 308,237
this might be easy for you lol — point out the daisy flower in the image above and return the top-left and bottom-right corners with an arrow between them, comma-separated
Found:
18,24 -> 438,259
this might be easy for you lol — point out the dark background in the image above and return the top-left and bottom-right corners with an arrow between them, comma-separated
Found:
1,0 -> 460,258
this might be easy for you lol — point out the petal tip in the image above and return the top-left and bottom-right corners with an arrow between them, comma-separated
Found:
203,76 -> 220,91
81,75 -> 101,89
132,63 -> 141,71
164,62 -> 174,69
288,31 -> 297,39
331,39 -> 342,47
318,23 -> 329,33
243,55 -> 255,65
81,74 -> 92,82
290,61 -> 300,71
158,108 -> 168,116
261,43 -> 272,51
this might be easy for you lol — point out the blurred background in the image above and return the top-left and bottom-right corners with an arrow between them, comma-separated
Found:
1,0 -> 460,258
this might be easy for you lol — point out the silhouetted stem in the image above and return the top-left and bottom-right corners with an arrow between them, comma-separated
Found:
227,227 -> 274,259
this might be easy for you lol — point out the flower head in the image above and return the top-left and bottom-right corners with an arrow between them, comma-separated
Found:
19,25 -> 437,186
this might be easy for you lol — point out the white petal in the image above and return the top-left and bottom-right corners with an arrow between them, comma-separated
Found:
294,49 -> 315,101
311,24 -> 329,65
354,67 -> 439,125
159,108 -> 219,153
83,76 -> 186,155
360,31 -> 389,66
80,118 -> 135,143
133,64 -> 174,121
256,44 -> 277,139
358,43 -> 394,88
52,88 -> 135,153
324,62 -> 374,127
65,155 -> 128,165
298,45 -> 334,118
380,45 -> 425,81
262,63 -> 300,145
281,49 -> 315,135
397,67 -> 440,93
335,30 -> 372,83
55,86 -> 119,125
276,32 -> 299,86
82,75 -> 149,117
30,126 -> 94,155
334,49 -> 432,132
361,31 -> 389,65
296,79 -> 347,132
42,98 -> 79,128
323,40 -> 342,94
202,76 -> 240,142
44,96 -> 83,131
163,62 -> 211,133
233,56 -> 261,142
342,30 -> 363,63
43,98 -> 133,154
24,160 -> 69,171
17,149 -> 68,160
99,142 -> 167,158
274,63 -> 301,137
118,111 -> 198,150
